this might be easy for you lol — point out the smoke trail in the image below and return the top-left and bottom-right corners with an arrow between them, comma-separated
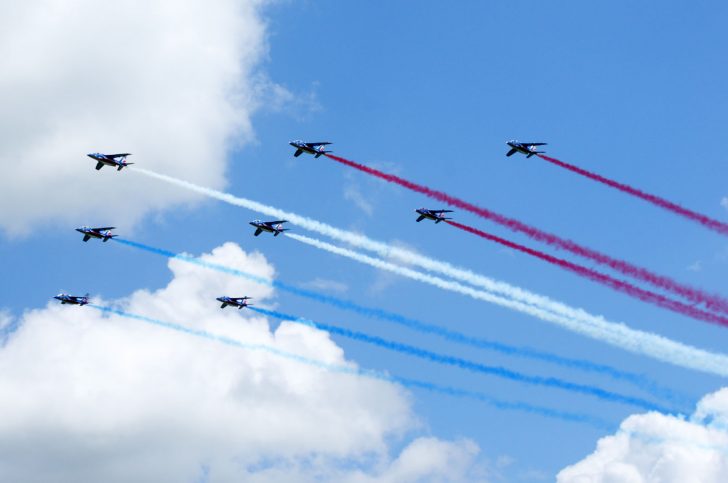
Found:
445,220 -> 728,328
127,169 -> 728,377
282,233 -> 728,378
538,154 -> 728,237
324,154 -> 728,314
249,306 -> 675,413
131,167 -> 586,319
88,304 -> 612,428
111,237 -> 728,380
107,237 -> 646,387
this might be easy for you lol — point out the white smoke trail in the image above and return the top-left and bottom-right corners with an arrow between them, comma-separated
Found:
134,168 -> 593,319
286,233 -> 728,377
132,168 -> 728,376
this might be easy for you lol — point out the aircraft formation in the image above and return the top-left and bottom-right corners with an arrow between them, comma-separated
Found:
58,140 -> 547,309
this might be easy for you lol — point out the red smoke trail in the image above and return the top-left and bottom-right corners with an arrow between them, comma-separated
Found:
445,220 -> 728,328
537,154 -> 728,236
325,153 -> 728,314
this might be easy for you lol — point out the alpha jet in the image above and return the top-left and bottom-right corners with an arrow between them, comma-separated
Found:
250,219 -> 289,237
415,208 -> 454,224
505,141 -> 547,158
216,296 -> 253,309
88,152 -> 134,171
53,292 -> 90,306
76,226 -> 116,242
289,140 -> 333,158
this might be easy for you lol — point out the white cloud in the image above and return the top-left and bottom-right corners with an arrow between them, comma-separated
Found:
344,184 -> 375,216
558,387 -> 728,483
302,277 -> 349,294
688,260 -> 703,272
0,242 -> 481,482
0,1 -> 276,236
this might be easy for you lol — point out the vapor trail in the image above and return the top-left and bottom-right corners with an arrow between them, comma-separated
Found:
324,154 -> 728,314
445,220 -> 728,328
538,154 -> 728,237
127,169 -> 728,377
249,306 -> 674,413
281,233 -> 728,378
111,237 -> 669,395
88,304 -> 612,428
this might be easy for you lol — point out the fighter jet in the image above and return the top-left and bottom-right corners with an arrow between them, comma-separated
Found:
216,296 -> 252,309
505,141 -> 547,158
76,226 -> 116,242
415,208 -> 454,223
53,292 -> 89,306
88,152 -> 134,171
250,219 -> 289,237
289,140 -> 333,158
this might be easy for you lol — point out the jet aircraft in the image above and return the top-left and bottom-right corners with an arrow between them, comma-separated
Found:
289,140 -> 333,158
250,220 -> 289,237
54,292 -> 89,306
76,226 -> 116,242
88,152 -> 134,171
216,296 -> 253,309
415,208 -> 454,223
505,141 -> 547,158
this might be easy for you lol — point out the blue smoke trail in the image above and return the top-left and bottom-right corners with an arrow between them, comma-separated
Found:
248,306 -> 676,413
111,237 -> 686,407
87,304 -> 612,429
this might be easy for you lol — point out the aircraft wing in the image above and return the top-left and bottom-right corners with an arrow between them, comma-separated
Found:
526,143 -> 547,146
95,226 -> 115,231
267,220 -> 287,225
109,153 -> 131,158
254,228 -> 263,236
506,148 -> 517,156
306,142 -> 331,146
431,210 -> 454,213
95,161 -> 104,170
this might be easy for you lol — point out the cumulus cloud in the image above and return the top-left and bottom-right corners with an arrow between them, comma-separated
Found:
558,387 -> 728,483
0,242 -> 481,482
0,0 -> 278,235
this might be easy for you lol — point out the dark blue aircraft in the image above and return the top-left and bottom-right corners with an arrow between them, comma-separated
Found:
415,208 -> 454,223
76,226 -> 116,242
505,140 -> 547,158
216,296 -> 252,309
250,220 -> 288,237
88,152 -> 134,171
289,140 -> 332,158
54,292 -> 89,306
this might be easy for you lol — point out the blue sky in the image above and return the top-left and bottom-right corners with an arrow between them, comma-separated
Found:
2,1 -> 728,480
